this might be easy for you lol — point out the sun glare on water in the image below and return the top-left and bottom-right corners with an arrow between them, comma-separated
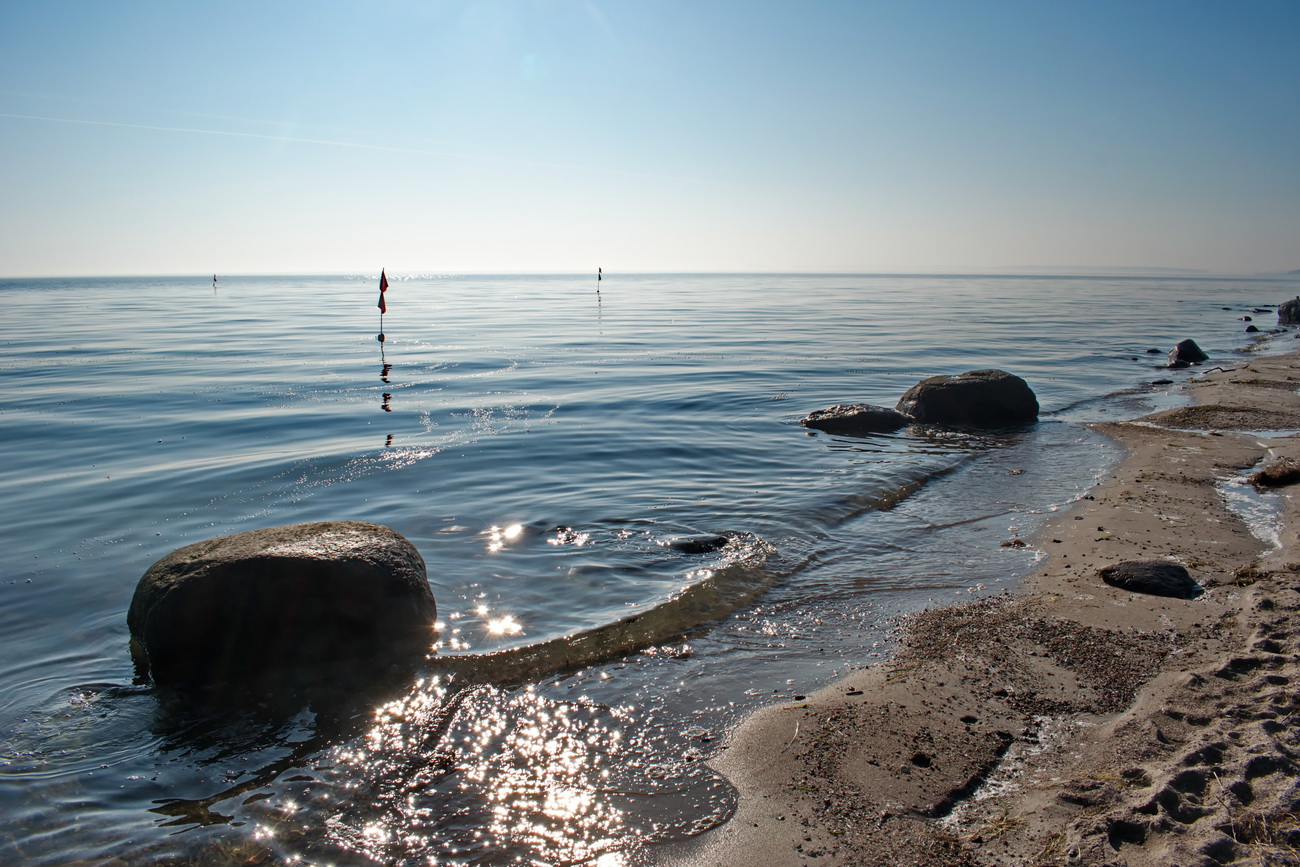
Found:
320,681 -> 647,864
485,523 -> 524,553
485,614 -> 523,637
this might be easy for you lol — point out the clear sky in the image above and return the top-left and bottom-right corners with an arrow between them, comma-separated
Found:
2,1 -> 1297,277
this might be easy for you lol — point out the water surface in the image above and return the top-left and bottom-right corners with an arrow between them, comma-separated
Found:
0,272 -> 1293,864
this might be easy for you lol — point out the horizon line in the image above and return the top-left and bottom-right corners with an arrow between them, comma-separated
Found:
4,268 -> 1298,281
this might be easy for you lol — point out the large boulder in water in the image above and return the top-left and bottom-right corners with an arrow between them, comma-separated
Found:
802,403 -> 911,435
894,369 -> 1038,428
128,521 -> 436,688
1279,297 -> 1300,325
1167,338 -> 1209,368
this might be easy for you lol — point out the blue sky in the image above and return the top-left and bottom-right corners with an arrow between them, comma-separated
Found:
2,1 -> 1297,277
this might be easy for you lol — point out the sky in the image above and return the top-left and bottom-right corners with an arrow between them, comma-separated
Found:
1,0 -> 1297,277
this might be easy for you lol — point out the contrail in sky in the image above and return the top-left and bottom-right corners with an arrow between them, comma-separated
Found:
0,112 -> 698,182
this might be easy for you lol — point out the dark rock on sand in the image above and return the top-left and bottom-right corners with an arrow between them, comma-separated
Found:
128,521 -> 436,687
1099,560 -> 1202,600
894,369 -> 1038,428
1278,297 -> 1300,325
1250,457 -> 1300,488
801,403 -> 911,435
1167,339 -> 1209,368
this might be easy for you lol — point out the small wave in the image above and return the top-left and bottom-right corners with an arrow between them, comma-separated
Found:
427,533 -> 778,684
802,456 -> 974,529
0,683 -> 159,781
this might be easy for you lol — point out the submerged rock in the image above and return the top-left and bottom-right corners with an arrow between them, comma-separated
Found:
663,533 -> 731,554
1167,339 -> 1209,368
894,369 -> 1038,428
1099,560 -> 1202,600
128,521 -> 436,688
801,403 -> 911,435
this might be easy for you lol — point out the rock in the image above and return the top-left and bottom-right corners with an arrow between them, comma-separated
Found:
663,533 -> 730,553
1241,315 -> 1254,322
1099,560 -> 1202,599
128,521 -> 436,688
1279,297 -> 1300,325
1250,457 -> 1300,488
801,403 -> 911,435
894,370 -> 1038,428
1246,325 -> 1260,333
1167,339 -> 1209,368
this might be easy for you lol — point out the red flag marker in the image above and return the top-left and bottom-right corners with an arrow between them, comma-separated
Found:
378,269 -> 389,313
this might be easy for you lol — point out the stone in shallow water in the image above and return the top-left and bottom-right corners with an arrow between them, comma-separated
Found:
1099,560 -> 1202,600
801,403 -> 911,435
894,369 -> 1038,428
662,533 -> 730,554
127,521 -> 436,688
1167,338 -> 1209,368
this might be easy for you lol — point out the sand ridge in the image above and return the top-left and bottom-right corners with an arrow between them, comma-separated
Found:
671,351 -> 1300,866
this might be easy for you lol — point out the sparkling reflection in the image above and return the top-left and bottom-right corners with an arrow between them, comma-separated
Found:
485,615 -> 523,637
485,523 -> 525,553
548,526 -> 591,547
308,676 -> 734,865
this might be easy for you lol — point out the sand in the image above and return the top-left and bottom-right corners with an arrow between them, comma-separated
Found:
668,350 -> 1300,866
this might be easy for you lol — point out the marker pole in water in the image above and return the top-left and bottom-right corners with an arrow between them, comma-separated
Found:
377,268 -> 389,342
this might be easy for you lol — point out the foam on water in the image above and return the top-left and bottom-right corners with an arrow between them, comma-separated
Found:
1219,464 -> 1285,550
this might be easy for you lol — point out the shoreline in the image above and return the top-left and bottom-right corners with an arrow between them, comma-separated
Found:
668,349 -> 1300,866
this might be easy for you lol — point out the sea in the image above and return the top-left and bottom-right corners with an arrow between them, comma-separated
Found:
0,272 -> 1295,866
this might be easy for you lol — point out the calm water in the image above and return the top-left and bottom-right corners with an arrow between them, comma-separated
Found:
0,273 -> 1294,865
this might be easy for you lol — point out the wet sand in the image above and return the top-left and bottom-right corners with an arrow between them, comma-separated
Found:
670,350 -> 1300,866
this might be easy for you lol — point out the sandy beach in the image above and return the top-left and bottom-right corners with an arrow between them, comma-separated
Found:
670,348 -> 1300,866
